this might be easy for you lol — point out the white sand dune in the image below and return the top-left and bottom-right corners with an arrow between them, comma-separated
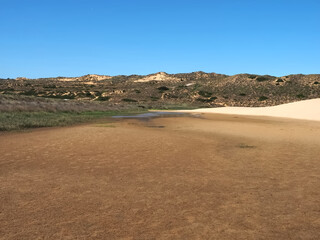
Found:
134,72 -> 179,82
182,98 -> 320,121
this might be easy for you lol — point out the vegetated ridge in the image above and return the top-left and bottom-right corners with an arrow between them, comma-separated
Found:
1,71 -> 320,109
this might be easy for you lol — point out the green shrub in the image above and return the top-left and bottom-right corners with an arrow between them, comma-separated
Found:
198,90 -> 212,97
256,77 -> 269,82
122,98 -> 137,102
248,75 -> 257,79
157,86 -> 169,91
192,83 -> 202,91
96,96 -> 110,101
45,94 -> 76,99
21,89 -> 37,96
2,88 -> 14,91
196,98 -> 210,103
296,94 -> 305,99
196,96 -> 216,102
43,84 -> 57,88
150,96 -> 159,101
258,96 -> 268,101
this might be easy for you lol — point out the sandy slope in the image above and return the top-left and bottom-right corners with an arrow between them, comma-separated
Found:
182,98 -> 320,121
134,72 -> 180,82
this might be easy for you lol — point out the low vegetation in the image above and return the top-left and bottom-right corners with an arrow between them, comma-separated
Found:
256,76 -> 270,82
0,71 -> 320,130
259,96 -> 269,101
198,90 -> 212,97
157,86 -> 169,91
2,71 -> 319,109
0,110 -> 145,131
122,98 -> 138,102
296,94 -> 306,99
0,94 -> 146,131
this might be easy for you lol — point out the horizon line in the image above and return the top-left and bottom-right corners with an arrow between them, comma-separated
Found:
2,71 -> 320,80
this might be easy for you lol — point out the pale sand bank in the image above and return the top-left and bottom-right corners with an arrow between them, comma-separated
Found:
181,98 -> 320,121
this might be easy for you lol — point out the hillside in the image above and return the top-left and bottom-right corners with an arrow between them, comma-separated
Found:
1,72 -> 320,109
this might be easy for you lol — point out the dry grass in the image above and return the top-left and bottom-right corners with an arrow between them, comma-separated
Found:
0,94 -> 145,131
0,94 -> 136,113
0,111 -> 121,131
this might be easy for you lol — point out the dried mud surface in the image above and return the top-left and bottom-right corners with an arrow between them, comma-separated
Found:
1,114 -> 320,239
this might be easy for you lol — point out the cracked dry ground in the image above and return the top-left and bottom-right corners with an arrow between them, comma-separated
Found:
1,114 -> 320,239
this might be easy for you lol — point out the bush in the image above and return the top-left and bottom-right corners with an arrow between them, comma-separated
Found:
168,94 -> 178,99
196,96 -> 216,102
150,96 -> 159,101
196,98 -> 210,103
157,86 -> 169,91
256,77 -> 269,82
239,93 -> 246,96
43,84 -> 57,88
296,94 -> 305,99
258,96 -> 268,101
96,96 -> 110,101
122,98 -> 137,102
47,94 -> 75,100
21,89 -> 37,96
198,90 -> 212,97
248,75 -> 257,79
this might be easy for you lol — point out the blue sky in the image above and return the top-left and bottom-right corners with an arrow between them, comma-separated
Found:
1,0 -> 319,78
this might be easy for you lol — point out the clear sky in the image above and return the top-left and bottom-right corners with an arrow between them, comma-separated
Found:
1,0 -> 319,78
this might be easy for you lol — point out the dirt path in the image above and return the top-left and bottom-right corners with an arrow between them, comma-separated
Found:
1,114 -> 320,239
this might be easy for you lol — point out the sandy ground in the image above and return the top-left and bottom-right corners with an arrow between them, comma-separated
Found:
1,114 -> 320,239
181,98 -> 320,121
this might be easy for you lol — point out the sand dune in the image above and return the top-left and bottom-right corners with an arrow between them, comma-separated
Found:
134,72 -> 180,82
183,98 -> 320,121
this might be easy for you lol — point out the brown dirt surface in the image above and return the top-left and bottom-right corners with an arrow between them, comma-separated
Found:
1,114 -> 320,239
